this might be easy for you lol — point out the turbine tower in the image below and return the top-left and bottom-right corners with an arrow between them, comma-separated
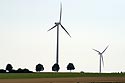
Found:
48,3 -> 71,71
93,45 -> 109,73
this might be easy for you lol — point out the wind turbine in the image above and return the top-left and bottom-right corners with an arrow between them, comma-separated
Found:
93,45 -> 109,73
48,3 -> 71,71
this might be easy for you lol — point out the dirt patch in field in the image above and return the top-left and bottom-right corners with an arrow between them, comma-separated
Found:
0,77 -> 125,83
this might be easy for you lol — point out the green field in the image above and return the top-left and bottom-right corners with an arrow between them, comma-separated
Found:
0,72 -> 125,79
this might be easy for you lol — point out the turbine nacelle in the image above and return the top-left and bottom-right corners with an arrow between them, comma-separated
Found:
55,22 -> 60,25
98,52 -> 102,55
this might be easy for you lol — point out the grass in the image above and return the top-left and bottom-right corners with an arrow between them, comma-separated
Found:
0,72 -> 125,79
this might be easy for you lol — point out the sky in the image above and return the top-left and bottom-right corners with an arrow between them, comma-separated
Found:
0,0 -> 125,72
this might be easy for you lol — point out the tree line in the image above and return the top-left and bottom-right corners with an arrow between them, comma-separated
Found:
0,63 -> 75,73
36,63 -> 75,72
0,64 -> 33,73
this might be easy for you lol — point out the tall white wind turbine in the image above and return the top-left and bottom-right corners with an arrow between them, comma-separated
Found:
48,3 -> 71,72
93,45 -> 109,73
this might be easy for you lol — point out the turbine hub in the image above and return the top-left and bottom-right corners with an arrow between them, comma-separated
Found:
99,52 -> 102,55
55,22 -> 60,25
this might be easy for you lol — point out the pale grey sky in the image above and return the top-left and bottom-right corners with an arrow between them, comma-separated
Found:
0,0 -> 125,72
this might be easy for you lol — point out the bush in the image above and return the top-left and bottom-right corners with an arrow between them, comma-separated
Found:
0,69 -> 6,73
8,68 -> 33,73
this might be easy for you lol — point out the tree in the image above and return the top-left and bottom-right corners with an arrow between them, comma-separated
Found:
52,63 -> 60,72
36,64 -> 44,72
67,63 -> 75,72
6,64 -> 13,72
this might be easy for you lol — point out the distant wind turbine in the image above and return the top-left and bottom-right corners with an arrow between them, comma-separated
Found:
93,45 -> 109,73
48,3 -> 71,71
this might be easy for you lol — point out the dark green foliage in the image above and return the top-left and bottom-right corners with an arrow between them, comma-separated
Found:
8,68 -> 33,73
17,68 -> 23,73
67,63 -> 75,72
36,64 -> 44,72
0,69 -> 6,73
6,64 -> 13,72
1,64 -> 32,73
22,68 -> 32,73
52,63 -> 60,72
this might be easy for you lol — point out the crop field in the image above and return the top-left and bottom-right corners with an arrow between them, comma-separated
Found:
0,72 -> 125,79
0,72 -> 125,83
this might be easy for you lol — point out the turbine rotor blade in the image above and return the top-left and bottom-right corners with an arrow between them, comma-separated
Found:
60,24 -> 71,37
102,45 -> 109,54
93,49 -> 100,53
101,55 -> 104,67
48,25 -> 57,31
59,3 -> 62,23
